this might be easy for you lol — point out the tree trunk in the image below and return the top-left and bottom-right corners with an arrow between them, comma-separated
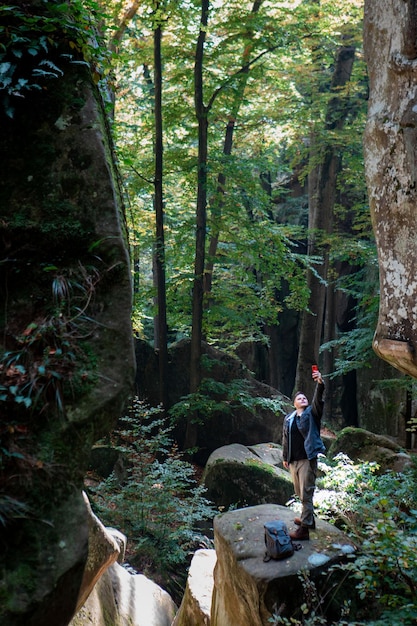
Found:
295,42 -> 355,400
203,118 -> 234,300
185,0 -> 210,450
364,0 -> 417,379
153,16 -> 168,410
322,273 -> 335,422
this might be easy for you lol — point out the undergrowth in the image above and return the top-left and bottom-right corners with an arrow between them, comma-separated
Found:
89,408 -> 417,623
278,454 -> 417,625
88,397 -> 216,602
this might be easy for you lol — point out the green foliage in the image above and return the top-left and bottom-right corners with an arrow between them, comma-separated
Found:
0,0 -> 109,117
315,453 -> 381,527
0,264 -> 99,418
88,398 -> 215,596
320,261 -> 379,376
112,0 -> 367,354
169,377 -> 286,424
314,455 -> 417,624
0,319 -> 75,416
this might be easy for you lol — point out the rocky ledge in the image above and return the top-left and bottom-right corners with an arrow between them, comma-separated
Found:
211,504 -> 356,626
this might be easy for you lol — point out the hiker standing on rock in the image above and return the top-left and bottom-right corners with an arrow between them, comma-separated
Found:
282,367 -> 326,540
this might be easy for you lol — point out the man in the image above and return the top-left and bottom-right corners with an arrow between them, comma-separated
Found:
282,368 -> 326,540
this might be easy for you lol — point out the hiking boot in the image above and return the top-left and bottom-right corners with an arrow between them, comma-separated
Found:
294,517 -> 316,529
289,525 -> 310,540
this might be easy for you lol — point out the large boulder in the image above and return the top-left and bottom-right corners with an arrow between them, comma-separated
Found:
0,7 -> 135,624
172,549 -> 216,626
75,493 -> 124,613
202,443 -> 293,509
136,338 -> 291,464
211,504 -> 356,626
327,427 -> 412,473
70,497 -> 176,626
70,562 -> 177,626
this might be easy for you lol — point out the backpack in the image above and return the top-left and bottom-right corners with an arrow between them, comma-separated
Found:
263,520 -> 298,562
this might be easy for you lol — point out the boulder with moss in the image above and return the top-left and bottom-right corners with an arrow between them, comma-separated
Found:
327,427 -> 412,472
202,443 -> 293,508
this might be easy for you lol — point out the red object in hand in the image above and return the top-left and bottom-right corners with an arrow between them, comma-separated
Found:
312,365 -> 318,374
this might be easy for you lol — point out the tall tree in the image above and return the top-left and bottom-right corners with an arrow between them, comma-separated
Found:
203,0 -> 263,300
185,0 -> 210,449
153,5 -> 168,409
294,33 -> 356,400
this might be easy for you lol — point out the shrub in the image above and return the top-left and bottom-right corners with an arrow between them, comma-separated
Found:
316,454 -> 417,624
280,455 -> 417,624
88,397 -> 215,599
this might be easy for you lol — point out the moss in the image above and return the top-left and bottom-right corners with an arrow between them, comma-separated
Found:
0,563 -> 38,612
245,458 -> 276,475
206,460 -> 293,508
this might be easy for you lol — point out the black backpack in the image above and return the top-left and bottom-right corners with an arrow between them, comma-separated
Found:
263,520 -> 299,562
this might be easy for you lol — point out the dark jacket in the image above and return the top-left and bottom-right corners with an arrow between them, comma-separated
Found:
282,383 -> 326,462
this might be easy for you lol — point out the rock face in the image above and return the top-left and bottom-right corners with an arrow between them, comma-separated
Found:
356,355 -> 407,440
364,0 -> 417,377
211,504 -> 356,626
136,338 -> 291,464
202,443 -> 293,508
70,562 -> 177,626
0,9 -> 135,624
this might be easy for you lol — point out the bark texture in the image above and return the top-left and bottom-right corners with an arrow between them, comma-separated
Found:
295,42 -> 355,399
364,0 -> 417,376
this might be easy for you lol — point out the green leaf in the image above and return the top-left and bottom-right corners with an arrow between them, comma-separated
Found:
15,395 -> 30,407
0,61 -> 12,74
43,265 -> 59,271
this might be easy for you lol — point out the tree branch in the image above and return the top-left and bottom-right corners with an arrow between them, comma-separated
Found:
206,43 -> 281,112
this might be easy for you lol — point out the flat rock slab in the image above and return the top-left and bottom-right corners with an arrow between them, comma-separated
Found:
247,443 -> 283,466
211,503 -> 355,626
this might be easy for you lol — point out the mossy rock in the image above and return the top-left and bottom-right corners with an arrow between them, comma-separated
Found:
327,427 -> 411,473
0,23 -> 135,626
202,443 -> 293,509
88,446 -> 129,482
